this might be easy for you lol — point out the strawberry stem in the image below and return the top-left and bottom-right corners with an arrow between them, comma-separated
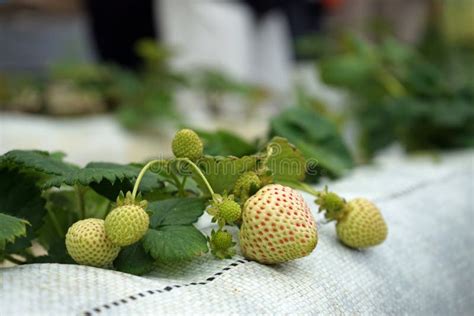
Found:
278,181 -> 348,221
277,180 -> 320,197
47,208 -> 65,237
175,158 -> 215,196
75,184 -> 86,219
132,158 -> 215,199
132,159 -> 163,199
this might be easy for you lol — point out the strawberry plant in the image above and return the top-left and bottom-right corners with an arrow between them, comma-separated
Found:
315,34 -> 474,159
0,130 -> 387,274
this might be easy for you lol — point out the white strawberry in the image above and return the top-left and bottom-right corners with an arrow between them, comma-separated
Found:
239,184 -> 318,264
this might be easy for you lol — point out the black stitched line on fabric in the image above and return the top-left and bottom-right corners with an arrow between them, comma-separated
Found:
82,258 -> 250,315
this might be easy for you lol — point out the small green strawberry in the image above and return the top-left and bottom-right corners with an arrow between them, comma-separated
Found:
104,192 -> 149,247
315,188 -> 388,249
208,229 -> 236,259
218,199 -> 241,224
65,218 -> 120,267
207,194 -> 241,227
233,171 -> 262,204
171,129 -> 203,161
239,184 -> 318,264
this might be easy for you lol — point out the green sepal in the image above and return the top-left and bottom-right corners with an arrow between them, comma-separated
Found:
115,191 -> 148,209
314,186 -> 348,221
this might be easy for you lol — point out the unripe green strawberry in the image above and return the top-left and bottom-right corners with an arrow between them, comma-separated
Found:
171,129 -> 203,161
207,194 -> 241,227
212,230 -> 233,250
105,204 -> 149,246
336,198 -> 387,248
208,229 -> 236,259
219,199 -> 241,223
316,188 -> 388,249
65,218 -> 120,267
239,184 -> 318,264
233,171 -> 262,203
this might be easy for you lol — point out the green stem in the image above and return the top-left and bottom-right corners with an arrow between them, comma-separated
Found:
132,158 -> 215,199
169,172 -> 182,192
47,208 -> 65,237
176,158 -> 214,196
75,185 -> 85,219
299,183 -> 321,196
299,182 -> 320,197
177,176 -> 188,197
132,159 -> 163,199
279,180 -> 320,197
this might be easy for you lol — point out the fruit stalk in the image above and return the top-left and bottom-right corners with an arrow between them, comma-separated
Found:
175,158 -> 215,196
132,158 -> 215,199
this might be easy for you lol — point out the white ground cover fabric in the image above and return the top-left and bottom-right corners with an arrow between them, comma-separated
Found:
1,150 -> 473,315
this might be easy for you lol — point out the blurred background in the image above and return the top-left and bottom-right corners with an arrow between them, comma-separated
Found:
1,0 -> 473,174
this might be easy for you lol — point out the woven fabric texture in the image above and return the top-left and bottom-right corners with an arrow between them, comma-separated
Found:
1,150 -> 473,315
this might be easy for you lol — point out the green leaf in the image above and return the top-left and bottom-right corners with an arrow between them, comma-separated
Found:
0,169 -> 46,228
0,213 -> 29,252
37,188 -> 110,250
194,155 -> 258,195
296,141 -> 353,178
87,163 -> 165,193
142,226 -> 208,262
43,162 -> 166,200
0,168 -> 47,254
270,107 -> 353,181
114,242 -> 156,275
0,150 -> 77,175
265,137 -> 306,182
196,129 -> 257,157
148,197 -> 206,227
37,190 -> 79,249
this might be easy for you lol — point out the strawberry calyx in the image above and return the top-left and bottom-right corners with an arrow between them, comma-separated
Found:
114,191 -> 148,210
315,186 -> 348,221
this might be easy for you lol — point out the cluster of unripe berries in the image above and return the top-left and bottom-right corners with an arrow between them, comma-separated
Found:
65,128 -> 388,268
65,193 -> 149,267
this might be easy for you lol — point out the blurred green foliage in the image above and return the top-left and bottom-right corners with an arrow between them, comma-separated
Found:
270,107 -> 353,181
294,1 -> 474,160
315,31 -> 474,159
192,104 -> 354,183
